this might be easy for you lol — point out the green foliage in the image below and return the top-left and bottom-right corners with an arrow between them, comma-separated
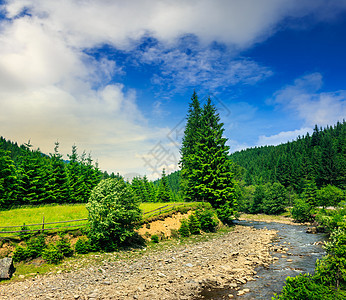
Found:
262,183 -> 288,215
42,244 -> 64,264
291,198 -> 312,223
87,178 -> 142,251
179,218 -> 190,237
74,237 -> 92,254
195,204 -> 218,233
272,274 -> 336,300
19,223 -> 33,240
180,93 -> 238,221
317,185 -> 345,207
188,214 -> 201,235
13,245 -> 31,262
216,201 -> 238,225
156,169 -> 172,202
56,234 -> 73,257
151,234 -> 159,243
13,234 -> 46,262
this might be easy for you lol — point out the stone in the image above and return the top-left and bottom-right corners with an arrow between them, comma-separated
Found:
0,258 -> 15,279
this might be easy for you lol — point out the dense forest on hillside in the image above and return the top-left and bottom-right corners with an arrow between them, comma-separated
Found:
0,139 -> 103,209
231,121 -> 346,192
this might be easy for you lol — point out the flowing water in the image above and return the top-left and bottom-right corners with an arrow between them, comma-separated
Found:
197,220 -> 328,299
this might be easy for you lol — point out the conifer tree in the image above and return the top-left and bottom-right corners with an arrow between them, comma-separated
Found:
180,93 -> 238,223
156,169 -> 171,202
0,149 -> 18,208
49,142 -> 70,203
67,145 -> 85,203
180,91 -> 202,201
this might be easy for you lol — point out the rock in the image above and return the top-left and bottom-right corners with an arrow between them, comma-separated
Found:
287,259 -> 293,262
185,263 -> 193,268
0,258 -> 15,279
306,227 -> 317,234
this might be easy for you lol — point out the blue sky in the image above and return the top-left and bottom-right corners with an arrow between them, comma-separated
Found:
0,1 -> 345,179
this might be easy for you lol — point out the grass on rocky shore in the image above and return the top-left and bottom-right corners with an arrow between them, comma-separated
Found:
0,202 -> 197,236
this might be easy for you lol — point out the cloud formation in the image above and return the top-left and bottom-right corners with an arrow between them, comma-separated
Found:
1,0 -> 346,177
272,73 -> 346,127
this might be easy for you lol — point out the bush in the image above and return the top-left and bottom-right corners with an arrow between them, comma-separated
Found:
26,234 -> 46,258
74,237 -> 92,254
13,245 -> 31,262
188,214 -> 201,235
195,205 -> 218,233
42,245 -> 64,264
291,198 -> 312,223
262,183 -> 288,215
86,178 -> 142,251
151,235 -> 159,243
56,234 -> 73,257
216,201 -> 238,225
179,218 -> 190,237
272,274 -> 335,300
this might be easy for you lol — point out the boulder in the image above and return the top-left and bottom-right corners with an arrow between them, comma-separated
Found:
0,257 -> 15,279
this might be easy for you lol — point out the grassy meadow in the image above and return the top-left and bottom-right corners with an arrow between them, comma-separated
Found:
0,202 -> 194,237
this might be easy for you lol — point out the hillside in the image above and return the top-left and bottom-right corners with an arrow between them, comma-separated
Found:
230,121 -> 345,192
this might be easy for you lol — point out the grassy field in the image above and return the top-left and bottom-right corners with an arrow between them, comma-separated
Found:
0,202 -> 196,237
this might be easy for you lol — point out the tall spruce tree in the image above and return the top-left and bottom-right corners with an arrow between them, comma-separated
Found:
180,91 -> 202,201
180,94 -> 238,223
156,168 -> 171,202
0,149 -> 18,208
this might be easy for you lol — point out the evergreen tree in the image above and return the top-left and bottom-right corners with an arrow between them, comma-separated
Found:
48,142 -> 70,203
0,149 -> 18,208
180,94 -> 238,223
67,145 -> 85,203
156,169 -> 171,202
180,91 -> 202,201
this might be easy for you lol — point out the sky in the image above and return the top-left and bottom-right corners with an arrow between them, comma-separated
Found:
0,0 -> 345,180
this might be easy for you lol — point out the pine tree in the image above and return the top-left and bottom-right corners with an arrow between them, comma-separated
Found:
0,149 -> 18,208
180,94 -> 238,224
67,145 -> 85,203
156,169 -> 171,202
180,91 -> 202,201
49,142 -> 70,203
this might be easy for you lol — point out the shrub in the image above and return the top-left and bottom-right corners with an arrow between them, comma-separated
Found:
151,235 -> 159,243
195,205 -> 218,233
56,234 -> 73,257
291,198 -> 312,223
74,237 -> 91,254
188,214 -> 201,235
13,245 -> 31,262
179,218 -> 190,237
86,178 -> 142,251
19,223 -> 33,240
262,183 -> 288,215
216,201 -> 238,225
26,234 -> 46,258
42,245 -> 64,264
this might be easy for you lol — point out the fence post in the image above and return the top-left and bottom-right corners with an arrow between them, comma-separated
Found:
42,216 -> 45,231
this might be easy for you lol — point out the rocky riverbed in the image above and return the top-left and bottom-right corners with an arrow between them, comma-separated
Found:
0,225 -> 277,300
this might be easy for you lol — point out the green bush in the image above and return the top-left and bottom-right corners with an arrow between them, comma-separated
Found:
26,234 -> 46,258
188,214 -> 201,235
291,198 -> 312,223
42,244 -> 64,264
56,234 -> 73,257
86,178 -> 142,251
13,245 -> 31,262
195,205 -> 218,233
179,218 -> 190,237
216,201 -> 238,225
151,235 -> 159,243
74,237 -> 92,254
272,274 -> 335,300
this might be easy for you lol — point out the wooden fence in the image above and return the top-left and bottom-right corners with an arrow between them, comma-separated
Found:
0,203 -> 185,238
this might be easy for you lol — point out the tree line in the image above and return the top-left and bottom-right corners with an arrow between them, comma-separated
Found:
0,139 -> 102,209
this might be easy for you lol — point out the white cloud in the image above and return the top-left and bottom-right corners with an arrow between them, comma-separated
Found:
257,127 -> 312,147
271,73 -> 346,127
1,0 -> 346,177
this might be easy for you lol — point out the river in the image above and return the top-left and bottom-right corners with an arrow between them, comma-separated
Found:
197,220 -> 328,299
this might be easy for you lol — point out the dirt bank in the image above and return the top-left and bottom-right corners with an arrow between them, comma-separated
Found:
0,224 -> 277,300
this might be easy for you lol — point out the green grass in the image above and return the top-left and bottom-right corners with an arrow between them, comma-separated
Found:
0,202 -> 197,237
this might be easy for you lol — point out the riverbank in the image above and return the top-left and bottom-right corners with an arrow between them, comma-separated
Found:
239,213 -> 306,226
0,225 -> 277,299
